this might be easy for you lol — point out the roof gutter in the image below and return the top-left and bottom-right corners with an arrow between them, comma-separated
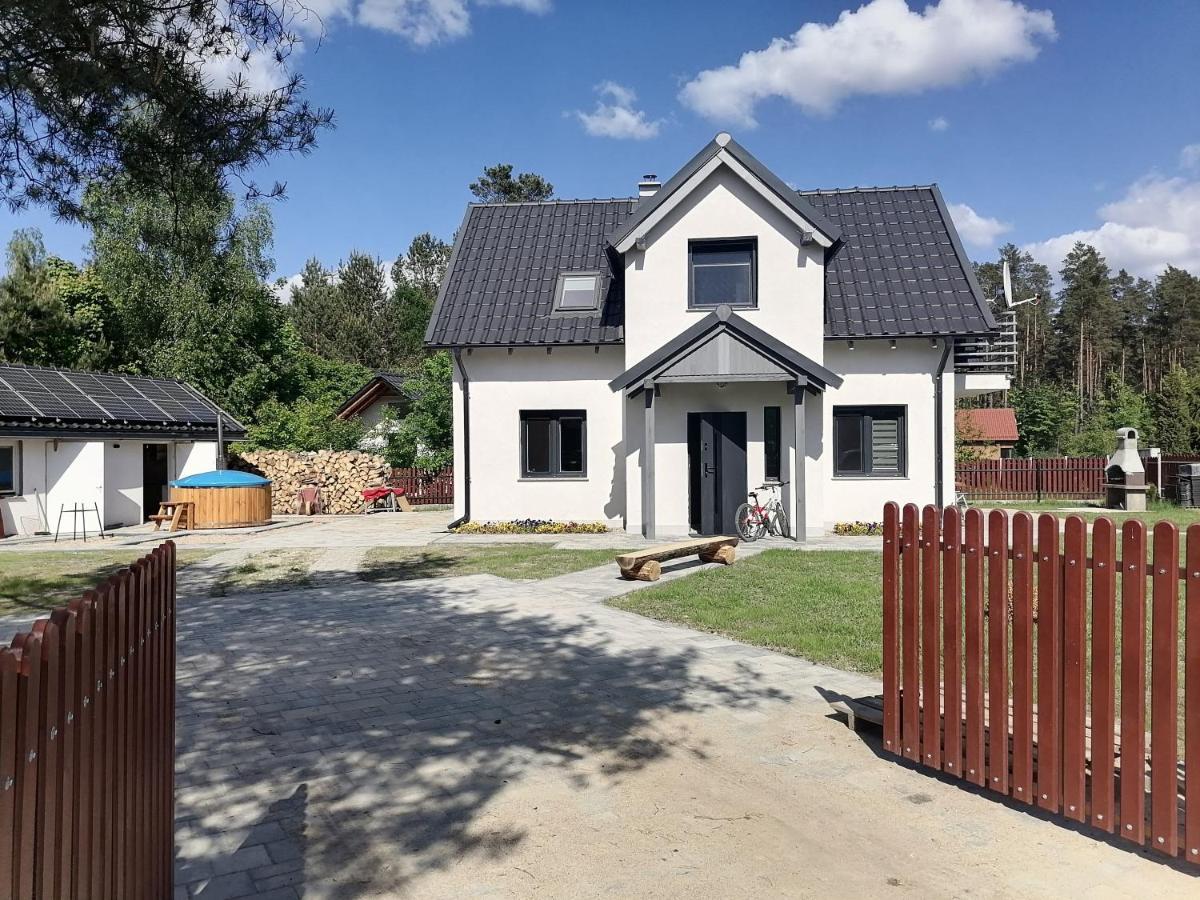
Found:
934,338 -> 953,508
448,348 -> 471,530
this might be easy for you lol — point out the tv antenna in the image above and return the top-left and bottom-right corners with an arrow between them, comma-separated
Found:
999,259 -> 1039,308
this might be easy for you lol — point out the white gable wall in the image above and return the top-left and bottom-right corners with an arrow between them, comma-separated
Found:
623,164 -> 826,369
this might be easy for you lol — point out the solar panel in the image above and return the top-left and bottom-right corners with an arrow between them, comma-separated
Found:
0,365 -> 224,427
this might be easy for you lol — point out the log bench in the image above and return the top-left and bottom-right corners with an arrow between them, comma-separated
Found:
616,535 -> 739,582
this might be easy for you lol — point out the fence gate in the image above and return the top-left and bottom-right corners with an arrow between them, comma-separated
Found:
882,502 -> 1200,865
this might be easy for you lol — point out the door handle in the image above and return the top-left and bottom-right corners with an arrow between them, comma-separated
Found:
704,464 -> 717,476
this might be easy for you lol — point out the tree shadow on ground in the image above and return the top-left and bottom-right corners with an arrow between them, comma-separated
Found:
174,575 -> 788,897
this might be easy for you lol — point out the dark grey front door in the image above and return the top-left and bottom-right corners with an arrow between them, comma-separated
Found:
688,412 -> 747,535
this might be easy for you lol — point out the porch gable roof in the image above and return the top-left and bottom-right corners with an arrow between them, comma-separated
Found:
609,304 -> 843,394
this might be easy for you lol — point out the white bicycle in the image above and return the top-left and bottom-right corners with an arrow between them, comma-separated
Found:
735,482 -> 790,541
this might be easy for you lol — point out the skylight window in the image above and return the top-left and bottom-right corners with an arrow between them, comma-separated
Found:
554,273 -> 601,313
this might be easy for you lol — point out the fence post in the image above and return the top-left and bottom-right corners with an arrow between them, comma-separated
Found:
986,509 -> 1009,794
1150,521 -> 1180,856
1119,520 -> 1147,843
882,503 -> 900,755
1089,517 -> 1117,832
1186,524 -> 1200,863
941,505 -> 962,776
1036,513 -> 1062,812
1010,512 -> 1035,804
1062,515 -> 1087,822
963,507 -> 985,786
900,504 -> 921,762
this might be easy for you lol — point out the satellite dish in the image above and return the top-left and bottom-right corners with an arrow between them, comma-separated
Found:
999,260 -> 1040,309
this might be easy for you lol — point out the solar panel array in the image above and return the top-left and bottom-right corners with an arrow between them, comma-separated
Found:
0,366 -> 222,425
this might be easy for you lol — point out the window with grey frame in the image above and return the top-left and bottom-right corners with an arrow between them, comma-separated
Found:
552,273 -> 602,314
0,445 -> 15,495
763,406 -> 781,482
520,410 -> 587,478
689,238 -> 756,309
833,406 -> 906,477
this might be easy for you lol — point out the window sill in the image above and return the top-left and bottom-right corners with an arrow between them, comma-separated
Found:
518,476 -> 589,482
833,474 -> 909,480
687,305 -> 757,313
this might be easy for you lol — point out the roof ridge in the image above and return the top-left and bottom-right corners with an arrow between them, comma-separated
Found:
798,184 -> 936,195
471,197 -> 637,208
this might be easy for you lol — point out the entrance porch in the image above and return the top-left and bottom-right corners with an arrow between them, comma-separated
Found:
610,305 -> 842,541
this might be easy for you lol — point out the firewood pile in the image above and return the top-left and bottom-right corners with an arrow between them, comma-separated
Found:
230,449 -> 390,515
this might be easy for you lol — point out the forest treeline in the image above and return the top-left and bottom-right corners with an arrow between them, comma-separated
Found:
971,243 -> 1200,457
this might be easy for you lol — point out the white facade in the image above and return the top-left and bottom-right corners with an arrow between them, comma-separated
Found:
0,437 -> 220,536
445,135 -> 1002,539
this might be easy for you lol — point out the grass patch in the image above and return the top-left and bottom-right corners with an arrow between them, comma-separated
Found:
211,549 -> 315,596
0,549 -> 216,618
979,499 -> 1200,529
360,544 -> 633,582
610,549 -> 884,673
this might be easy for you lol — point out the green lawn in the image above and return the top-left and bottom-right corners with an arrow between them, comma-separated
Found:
610,549 -> 885,673
360,544 -> 633,582
0,549 -> 216,618
210,549 -> 316,596
978,499 -> 1200,529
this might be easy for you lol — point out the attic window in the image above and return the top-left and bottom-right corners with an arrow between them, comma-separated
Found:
554,273 -> 601,313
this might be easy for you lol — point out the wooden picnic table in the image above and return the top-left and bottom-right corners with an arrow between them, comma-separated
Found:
150,500 -> 195,532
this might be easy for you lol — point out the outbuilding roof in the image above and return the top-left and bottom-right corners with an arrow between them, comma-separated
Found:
956,408 -> 1020,443
0,364 -> 245,439
425,140 -> 996,348
336,371 -> 415,420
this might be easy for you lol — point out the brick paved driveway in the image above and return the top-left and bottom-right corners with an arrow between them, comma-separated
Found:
173,565 -> 1197,900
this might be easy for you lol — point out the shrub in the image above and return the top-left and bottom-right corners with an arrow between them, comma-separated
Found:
833,521 -> 884,536
452,519 -> 609,535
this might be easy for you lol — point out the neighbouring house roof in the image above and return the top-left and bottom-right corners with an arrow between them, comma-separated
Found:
956,408 -> 1019,443
425,137 -> 996,348
0,363 -> 245,439
337,372 -> 414,420
610,305 -> 843,394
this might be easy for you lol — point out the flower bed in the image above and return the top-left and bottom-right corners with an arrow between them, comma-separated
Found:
451,519 -> 609,535
833,521 -> 885,536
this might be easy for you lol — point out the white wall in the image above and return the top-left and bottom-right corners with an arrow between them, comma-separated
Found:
455,347 -> 625,524
175,442 -> 218,479
104,441 -> 145,528
45,440 -> 106,533
622,164 -> 826,368
820,339 -> 954,525
0,437 -> 221,536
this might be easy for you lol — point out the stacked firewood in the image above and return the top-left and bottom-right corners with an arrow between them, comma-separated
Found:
230,449 -> 390,515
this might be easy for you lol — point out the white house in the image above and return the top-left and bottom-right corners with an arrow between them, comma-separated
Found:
426,134 -> 1010,540
0,364 -> 244,536
335,372 -> 413,429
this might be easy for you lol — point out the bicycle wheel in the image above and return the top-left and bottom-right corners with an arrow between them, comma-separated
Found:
734,503 -> 763,541
772,507 -> 790,539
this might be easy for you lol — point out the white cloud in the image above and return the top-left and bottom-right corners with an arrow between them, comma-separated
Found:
929,116 -> 950,132
354,0 -> 547,45
575,82 -> 663,140
679,0 -> 1056,127
1024,170 -> 1200,278
357,0 -> 470,44
948,202 -> 1011,247
1181,143 -> 1200,170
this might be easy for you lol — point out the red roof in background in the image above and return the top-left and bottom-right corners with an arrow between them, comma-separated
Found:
956,408 -> 1019,443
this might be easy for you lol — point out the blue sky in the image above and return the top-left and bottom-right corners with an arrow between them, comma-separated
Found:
5,0 -> 1199,287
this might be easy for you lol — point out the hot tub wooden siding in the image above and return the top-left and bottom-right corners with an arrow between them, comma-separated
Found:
170,483 -> 272,528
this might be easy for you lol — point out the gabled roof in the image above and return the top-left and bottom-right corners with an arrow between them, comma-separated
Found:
608,132 -> 840,253
424,199 -> 631,348
337,372 -> 414,420
610,305 -> 843,394
803,185 -> 997,338
0,363 -> 245,438
425,135 -> 998,348
956,408 -> 1019,443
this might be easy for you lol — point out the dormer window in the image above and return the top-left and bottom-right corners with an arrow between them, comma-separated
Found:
689,238 -> 757,309
553,272 -> 602,313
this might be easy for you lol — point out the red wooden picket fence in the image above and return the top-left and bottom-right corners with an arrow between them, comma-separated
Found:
0,541 -> 177,898
956,457 -> 1106,501
882,503 -> 1200,865
389,467 -> 454,506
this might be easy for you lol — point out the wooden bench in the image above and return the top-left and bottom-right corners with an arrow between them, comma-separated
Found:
150,501 -> 194,532
616,535 -> 739,582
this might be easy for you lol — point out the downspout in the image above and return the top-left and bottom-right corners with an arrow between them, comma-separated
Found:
216,414 -> 225,470
448,348 -> 471,529
934,338 -> 953,508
